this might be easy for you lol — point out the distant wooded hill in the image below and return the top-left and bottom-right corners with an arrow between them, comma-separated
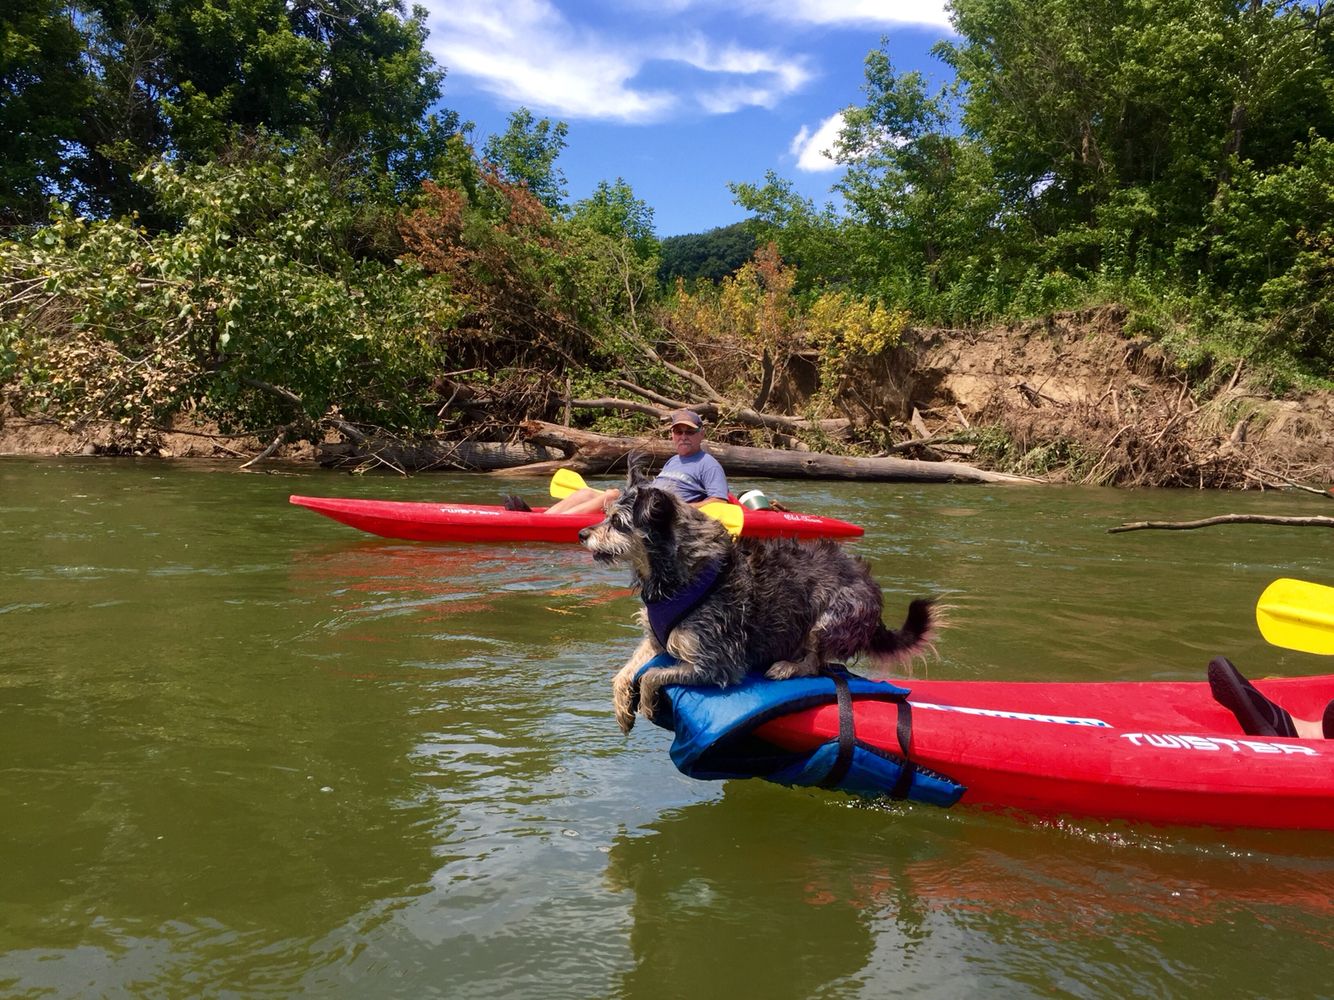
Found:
658,222 -> 756,285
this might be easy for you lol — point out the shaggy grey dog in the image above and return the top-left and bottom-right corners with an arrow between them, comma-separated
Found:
579,467 -> 940,733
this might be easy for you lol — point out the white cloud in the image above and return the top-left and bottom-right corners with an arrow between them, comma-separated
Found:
420,1 -> 677,121
790,112 -> 848,172
769,1 -> 954,29
667,36 -> 813,113
418,0 -> 813,123
665,0 -> 954,30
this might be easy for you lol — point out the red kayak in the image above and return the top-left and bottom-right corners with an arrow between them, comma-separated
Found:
757,673 -> 1334,830
288,495 -> 864,543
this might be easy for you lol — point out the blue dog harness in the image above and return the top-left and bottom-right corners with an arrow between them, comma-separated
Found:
632,655 -> 965,807
643,555 -> 726,648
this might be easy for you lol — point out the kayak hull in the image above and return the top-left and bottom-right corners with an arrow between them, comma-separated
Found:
756,674 -> 1334,830
289,495 -> 864,542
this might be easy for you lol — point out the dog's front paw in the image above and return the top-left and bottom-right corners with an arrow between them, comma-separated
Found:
765,656 -> 820,680
615,702 -> 636,734
637,681 -> 659,723
612,673 -> 638,734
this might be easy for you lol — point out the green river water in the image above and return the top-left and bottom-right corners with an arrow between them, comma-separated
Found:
2,457 -> 1331,998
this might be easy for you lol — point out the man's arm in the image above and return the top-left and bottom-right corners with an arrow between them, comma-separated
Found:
697,454 -> 729,502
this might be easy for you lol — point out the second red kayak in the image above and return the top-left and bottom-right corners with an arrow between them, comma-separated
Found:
289,495 -> 864,543
756,673 -> 1334,830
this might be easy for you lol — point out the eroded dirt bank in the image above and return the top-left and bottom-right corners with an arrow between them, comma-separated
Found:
908,309 -> 1333,488
3,308 -> 1332,489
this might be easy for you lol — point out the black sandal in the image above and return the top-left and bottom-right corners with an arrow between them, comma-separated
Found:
1208,657 -> 1298,737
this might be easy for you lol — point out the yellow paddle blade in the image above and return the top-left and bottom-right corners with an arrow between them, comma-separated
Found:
699,501 -> 744,536
1256,578 -> 1334,656
550,468 -> 589,499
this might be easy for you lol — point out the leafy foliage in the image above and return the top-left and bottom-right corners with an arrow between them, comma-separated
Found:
400,167 -> 657,380
0,0 -> 89,225
804,291 -> 910,403
1209,133 -> 1334,364
659,243 -> 909,418
1,141 -> 447,433
481,107 -> 570,213
3,0 -> 460,223
727,177 -> 852,295
570,178 -> 660,263
732,1 -> 1334,375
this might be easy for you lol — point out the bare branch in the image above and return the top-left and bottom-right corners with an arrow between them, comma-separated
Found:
1109,514 -> 1334,533
240,427 -> 289,469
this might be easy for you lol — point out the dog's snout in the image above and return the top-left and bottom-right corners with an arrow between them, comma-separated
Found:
578,525 -> 594,544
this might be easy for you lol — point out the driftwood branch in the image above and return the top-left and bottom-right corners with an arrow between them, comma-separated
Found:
518,420 -> 1035,484
240,427 -> 288,470
243,378 -> 305,411
611,380 -> 680,408
622,337 -> 726,401
1252,469 -> 1334,498
571,396 -> 667,419
1109,514 -> 1334,533
881,430 -> 975,454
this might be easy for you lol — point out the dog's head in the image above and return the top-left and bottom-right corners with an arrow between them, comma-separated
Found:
578,464 -> 730,588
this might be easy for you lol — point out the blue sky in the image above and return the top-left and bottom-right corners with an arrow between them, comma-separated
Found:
415,1 -> 959,237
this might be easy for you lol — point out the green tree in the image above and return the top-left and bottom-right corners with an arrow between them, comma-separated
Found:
401,166 -> 659,375
1209,133 -> 1334,368
257,0 -> 458,190
0,0 -> 90,224
481,107 -> 569,212
729,175 -> 847,292
49,0 -> 459,219
569,178 -> 658,261
835,49 -> 1007,308
940,0 -> 1334,279
734,0 -> 1334,341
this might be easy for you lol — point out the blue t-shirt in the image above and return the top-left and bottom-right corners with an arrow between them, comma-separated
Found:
653,451 -> 729,503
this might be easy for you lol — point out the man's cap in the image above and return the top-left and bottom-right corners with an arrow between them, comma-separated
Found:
665,408 -> 703,430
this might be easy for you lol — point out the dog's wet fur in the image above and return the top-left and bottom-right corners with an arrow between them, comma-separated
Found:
579,466 -> 940,733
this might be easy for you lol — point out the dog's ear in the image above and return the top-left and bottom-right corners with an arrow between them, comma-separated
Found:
634,486 -> 676,529
625,452 -> 651,489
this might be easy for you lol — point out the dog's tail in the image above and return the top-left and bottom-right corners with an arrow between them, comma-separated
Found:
867,598 -> 940,664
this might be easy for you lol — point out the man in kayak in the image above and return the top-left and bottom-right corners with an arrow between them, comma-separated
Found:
1209,657 -> 1334,738
538,408 -> 729,516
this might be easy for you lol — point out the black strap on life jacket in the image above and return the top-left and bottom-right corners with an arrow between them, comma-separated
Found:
890,699 -> 916,800
820,672 -> 917,799
820,673 -> 858,788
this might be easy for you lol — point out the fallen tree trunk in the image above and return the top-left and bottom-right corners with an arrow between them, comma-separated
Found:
1109,514 -> 1334,533
318,438 -> 565,472
238,378 -> 568,473
517,420 -> 1035,484
570,395 -> 851,437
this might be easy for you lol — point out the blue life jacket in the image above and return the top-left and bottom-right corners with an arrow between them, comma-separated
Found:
634,654 -> 966,808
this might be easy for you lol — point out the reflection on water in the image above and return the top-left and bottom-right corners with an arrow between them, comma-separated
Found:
606,785 -> 894,997
2,459 -> 1333,997
606,786 -> 1334,997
